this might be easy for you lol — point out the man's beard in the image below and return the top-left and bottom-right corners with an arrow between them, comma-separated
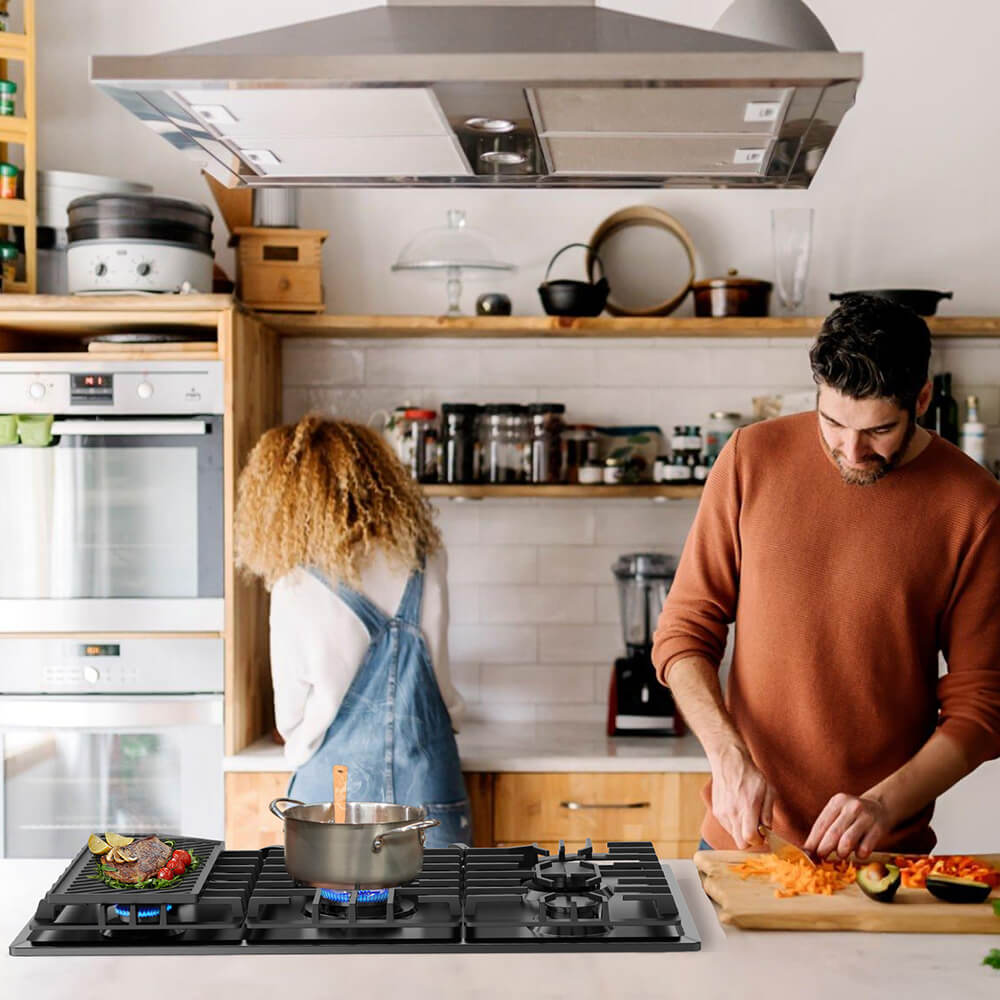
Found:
823,415 -> 916,486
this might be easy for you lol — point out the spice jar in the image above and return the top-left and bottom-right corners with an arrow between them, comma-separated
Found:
0,80 -> 15,116
562,424 -> 599,483
441,403 -> 479,484
0,162 -> 17,199
578,459 -> 604,484
529,402 -> 566,484
406,408 -> 438,482
603,456 -> 626,485
0,240 -> 16,289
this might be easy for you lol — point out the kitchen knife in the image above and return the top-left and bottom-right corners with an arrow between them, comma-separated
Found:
757,824 -> 818,868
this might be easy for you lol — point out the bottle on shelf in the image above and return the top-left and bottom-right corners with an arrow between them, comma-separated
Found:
959,395 -> 987,466
919,372 -> 959,444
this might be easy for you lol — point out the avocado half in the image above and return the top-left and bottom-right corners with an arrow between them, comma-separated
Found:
925,873 -> 992,904
857,861 -> 901,903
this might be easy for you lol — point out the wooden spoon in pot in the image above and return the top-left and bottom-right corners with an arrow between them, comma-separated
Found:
332,764 -> 348,824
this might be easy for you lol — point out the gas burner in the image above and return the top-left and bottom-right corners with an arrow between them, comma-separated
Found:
112,903 -> 174,921
531,849 -> 602,893
534,891 -> 612,938
302,888 -> 417,921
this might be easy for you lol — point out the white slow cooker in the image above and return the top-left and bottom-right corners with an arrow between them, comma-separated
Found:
66,193 -> 214,294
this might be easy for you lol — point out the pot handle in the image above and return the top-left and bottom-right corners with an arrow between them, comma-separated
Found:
269,797 -> 304,821
543,242 -> 605,283
371,818 -> 441,853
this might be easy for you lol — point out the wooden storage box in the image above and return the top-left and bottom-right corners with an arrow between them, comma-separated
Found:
233,227 -> 326,312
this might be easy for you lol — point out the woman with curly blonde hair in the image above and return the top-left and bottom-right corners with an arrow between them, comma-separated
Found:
235,414 -> 469,846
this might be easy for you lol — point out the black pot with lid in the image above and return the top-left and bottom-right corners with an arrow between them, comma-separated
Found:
66,193 -> 214,253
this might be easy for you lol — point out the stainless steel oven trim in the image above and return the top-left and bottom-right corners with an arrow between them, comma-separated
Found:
0,599 -> 225,632
51,419 -> 209,436
0,694 -> 223,728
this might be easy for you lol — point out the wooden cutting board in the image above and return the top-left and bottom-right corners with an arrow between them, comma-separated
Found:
695,850 -> 1000,932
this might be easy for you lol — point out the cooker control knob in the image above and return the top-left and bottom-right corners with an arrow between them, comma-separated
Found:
136,262 -> 152,277
94,262 -> 108,277
136,381 -> 154,400
83,665 -> 100,685
28,381 -> 45,400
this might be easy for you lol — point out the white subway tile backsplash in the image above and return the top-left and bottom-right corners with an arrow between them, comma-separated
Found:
449,625 -> 537,663
480,585 -> 595,625
592,503 -> 695,548
596,584 -> 619,624
282,342 -> 365,387
366,347 -> 481,386
479,504 -> 596,545
595,346 -> 714,387
534,387 -> 652,426
432,501 -> 481,545
448,585 -> 480,625
480,664 -> 596,703
708,347 -> 813,386
447,545 -> 537,584
539,625 -> 621,664
480,346 -> 598,386
544,703 -> 608,723
464,701 -> 538,723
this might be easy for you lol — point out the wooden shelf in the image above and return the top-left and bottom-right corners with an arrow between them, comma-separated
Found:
422,483 -> 703,500
0,31 -> 28,60
259,313 -> 1000,339
0,197 -> 29,226
0,116 -> 28,142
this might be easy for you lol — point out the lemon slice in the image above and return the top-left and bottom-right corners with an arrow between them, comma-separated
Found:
105,832 -> 134,848
117,849 -> 138,863
88,834 -> 111,855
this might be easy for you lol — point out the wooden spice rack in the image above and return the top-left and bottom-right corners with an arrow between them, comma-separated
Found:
0,0 -> 35,293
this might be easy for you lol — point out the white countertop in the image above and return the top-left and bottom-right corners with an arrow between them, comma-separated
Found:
224,722 -> 713,773
4,858 -> 999,999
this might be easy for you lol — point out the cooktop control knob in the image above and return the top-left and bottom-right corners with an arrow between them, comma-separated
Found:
94,262 -> 108,277
28,381 -> 45,400
83,665 -> 100,685
136,262 -> 152,277
136,381 -> 154,400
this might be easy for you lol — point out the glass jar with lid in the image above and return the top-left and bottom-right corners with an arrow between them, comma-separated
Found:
441,403 -> 480,484
529,402 -> 566,484
484,404 -> 529,483
406,408 -> 439,482
705,411 -> 742,460
562,424 -> 599,483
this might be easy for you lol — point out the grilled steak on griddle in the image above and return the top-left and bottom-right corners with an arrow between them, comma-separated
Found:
102,835 -> 173,883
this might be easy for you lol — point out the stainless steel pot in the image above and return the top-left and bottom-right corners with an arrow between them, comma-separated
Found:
269,798 -> 440,889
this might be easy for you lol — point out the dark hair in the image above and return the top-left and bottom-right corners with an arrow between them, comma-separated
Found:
809,294 -> 931,413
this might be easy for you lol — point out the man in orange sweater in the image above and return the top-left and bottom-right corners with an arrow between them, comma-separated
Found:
653,295 -> 1000,860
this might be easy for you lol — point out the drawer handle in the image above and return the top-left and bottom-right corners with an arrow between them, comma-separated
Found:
560,800 -> 651,810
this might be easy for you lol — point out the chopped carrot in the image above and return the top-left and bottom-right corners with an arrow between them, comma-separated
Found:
730,854 -> 857,898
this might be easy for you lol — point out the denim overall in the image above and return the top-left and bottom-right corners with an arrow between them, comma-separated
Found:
287,564 -> 471,848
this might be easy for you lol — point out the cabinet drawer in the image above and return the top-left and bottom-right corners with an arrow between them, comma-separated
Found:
493,772 -> 706,843
238,264 -> 322,308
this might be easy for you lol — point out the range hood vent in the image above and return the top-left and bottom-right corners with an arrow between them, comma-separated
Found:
91,2 -> 862,189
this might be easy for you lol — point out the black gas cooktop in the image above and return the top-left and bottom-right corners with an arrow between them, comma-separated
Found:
10,840 -> 700,955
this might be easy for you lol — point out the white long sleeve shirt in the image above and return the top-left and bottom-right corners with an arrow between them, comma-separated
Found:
268,548 -> 465,770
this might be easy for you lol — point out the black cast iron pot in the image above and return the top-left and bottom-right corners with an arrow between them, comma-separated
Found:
538,243 -> 610,317
829,289 -> 953,316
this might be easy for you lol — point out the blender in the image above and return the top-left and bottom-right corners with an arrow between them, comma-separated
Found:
607,553 -> 683,737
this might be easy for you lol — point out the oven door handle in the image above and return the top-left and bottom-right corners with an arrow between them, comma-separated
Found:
50,419 -> 209,437
0,695 -> 222,728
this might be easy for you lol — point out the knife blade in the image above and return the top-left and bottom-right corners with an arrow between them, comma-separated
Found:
757,824 -> 819,868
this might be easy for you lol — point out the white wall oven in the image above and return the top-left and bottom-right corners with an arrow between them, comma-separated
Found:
0,360 -> 223,632
0,636 -> 223,858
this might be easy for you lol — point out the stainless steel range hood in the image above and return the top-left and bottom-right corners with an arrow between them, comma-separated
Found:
91,1 -> 862,189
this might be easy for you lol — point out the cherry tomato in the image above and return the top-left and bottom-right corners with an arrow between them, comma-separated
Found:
171,863 -> 187,877
171,849 -> 192,866
166,858 -> 184,874
157,866 -> 175,880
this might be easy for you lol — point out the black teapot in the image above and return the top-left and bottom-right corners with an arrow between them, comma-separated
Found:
537,243 -> 610,317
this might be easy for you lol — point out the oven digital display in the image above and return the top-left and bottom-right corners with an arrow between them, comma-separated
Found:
70,373 -> 114,404
78,644 -> 120,657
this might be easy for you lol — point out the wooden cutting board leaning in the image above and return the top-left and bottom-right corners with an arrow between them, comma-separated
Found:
694,851 -> 1000,932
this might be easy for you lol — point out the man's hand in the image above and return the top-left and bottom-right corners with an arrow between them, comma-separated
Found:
710,744 -> 776,849
804,793 -> 891,861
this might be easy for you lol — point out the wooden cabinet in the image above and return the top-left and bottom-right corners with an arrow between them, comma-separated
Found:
224,769 -> 706,858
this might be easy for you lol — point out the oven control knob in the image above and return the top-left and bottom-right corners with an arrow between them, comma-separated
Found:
136,262 -> 152,277
94,262 -> 108,277
83,665 -> 100,685
28,381 -> 46,400
136,381 -> 154,400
